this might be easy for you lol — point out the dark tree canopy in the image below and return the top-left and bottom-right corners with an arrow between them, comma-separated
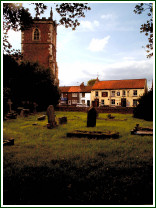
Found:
3,3 -> 91,53
87,79 -> 97,86
133,89 -> 153,121
134,3 -> 153,58
3,55 -> 60,113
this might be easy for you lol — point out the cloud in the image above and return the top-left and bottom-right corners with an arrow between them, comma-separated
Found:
59,59 -> 153,88
80,20 -> 100,31
101,14 -> 116,20
88,36 -> 110,52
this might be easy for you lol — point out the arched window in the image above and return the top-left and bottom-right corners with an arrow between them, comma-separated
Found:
33,28 -> 40,40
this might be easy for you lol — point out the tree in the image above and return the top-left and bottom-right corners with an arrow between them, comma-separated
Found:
133,89 -> 153,121
134,3 -> 153,58
87,78 -> 98,86
3,55 -> 60,112
3,3 -> 91,53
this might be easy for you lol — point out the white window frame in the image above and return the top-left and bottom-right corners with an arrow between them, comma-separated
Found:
122,90 -> 126,96
95,91 -> 99,97
72,93 -> 77,97
133,99 -> 138,106
72,100 -> 78,104
133,90 -> 137,96
111,99 -> 115,105
111,91 -> 115,97
101,99 -> 104,106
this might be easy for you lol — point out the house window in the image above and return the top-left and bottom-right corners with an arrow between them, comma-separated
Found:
117,92 -> 120,96
122,90 -> 126,96
33,28 -> 40,40
82,100 -> 85,104
72,100 -> 78,104
82,93 -> 85,97
111,99 -> 115,105
72,93 -> 77,97
133,90 -> 137,96
111,91 -> 115,97
101,100 -> 104,106
95,91 -> 98,97
102,92 -> 108,97
133,99 -> 138,107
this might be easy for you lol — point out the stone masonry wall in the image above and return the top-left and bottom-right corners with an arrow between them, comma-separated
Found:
56,106 -> 134,114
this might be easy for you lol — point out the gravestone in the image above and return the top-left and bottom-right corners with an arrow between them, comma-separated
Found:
20,109 -> 30,117
87,107 -> 97,127
7,99 -> 13,113
47,105 -> 57,129
59,117 -> 67,124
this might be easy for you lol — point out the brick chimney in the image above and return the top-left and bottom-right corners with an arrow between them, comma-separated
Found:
80,82 -> 85,90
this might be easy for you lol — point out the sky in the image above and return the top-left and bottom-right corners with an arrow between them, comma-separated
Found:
7,1 -> 154,88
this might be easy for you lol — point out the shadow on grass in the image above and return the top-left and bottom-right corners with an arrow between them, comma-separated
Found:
4,164 -> 153,205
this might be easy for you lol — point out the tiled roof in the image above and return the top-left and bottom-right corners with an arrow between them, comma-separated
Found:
92,79 -> 146,90
59,86 -> 71,92
59,85 -> 92,93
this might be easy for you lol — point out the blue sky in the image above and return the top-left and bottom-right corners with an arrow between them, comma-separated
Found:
7,2 -> 154,88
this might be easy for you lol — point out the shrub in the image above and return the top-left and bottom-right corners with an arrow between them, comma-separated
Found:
133,89 -> 153,121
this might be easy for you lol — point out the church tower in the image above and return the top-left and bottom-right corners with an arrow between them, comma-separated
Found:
21,8 -> 59,85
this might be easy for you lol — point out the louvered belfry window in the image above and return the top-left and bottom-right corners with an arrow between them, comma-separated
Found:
34,28 -> 39,40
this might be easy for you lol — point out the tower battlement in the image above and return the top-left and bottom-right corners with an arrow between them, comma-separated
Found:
21,10 -> 59,85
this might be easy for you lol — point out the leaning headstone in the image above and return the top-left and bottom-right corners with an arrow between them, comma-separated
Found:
47,105 -> 57,129
38,115 -> 46,120
87,107 -> 97,127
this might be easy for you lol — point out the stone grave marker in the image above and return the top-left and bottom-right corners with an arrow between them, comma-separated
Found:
87,107 -> 97,127
59,117 -> 67,124
47,105 -> 57,129
7,99 -> 13,113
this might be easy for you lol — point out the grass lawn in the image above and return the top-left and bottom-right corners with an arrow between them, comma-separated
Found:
3,111 -> 153,205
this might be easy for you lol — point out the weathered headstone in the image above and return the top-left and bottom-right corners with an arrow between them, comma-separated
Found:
47,105 -> 57,129
59,117 -> 67,124
7,99 -> 13,113
20,109 -> 30,117
87,107 -> 97,127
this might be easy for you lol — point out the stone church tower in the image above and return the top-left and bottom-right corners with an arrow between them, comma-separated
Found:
21,9 -> 59,85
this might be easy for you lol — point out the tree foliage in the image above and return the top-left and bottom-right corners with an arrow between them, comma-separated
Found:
87,79 -> 97,86
133,89 -> 153,121
3,55 -> 60,113
134,3 -> 153,58
3,3 -> 91,53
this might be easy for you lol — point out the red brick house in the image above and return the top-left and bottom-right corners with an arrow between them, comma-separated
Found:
60,83 -> 92,106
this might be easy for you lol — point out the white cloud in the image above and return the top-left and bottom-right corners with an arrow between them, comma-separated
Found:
80,20 -> 100,31
59,59 -> 153,88
101,14 -> 116,20
88,36 -> 110,52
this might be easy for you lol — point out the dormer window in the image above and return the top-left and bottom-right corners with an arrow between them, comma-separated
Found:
33,28 -> 40,41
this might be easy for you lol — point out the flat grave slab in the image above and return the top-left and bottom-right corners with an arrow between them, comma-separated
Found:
131,124 -> 153,136
67,130 -> 119,139
3,138 -> 14,146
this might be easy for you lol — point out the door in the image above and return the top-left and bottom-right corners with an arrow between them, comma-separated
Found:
87,100 -> 90,107
121,98 -> 126,107
68,100 -> 71,105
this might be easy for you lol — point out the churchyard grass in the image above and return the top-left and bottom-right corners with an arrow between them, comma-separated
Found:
3,111 -> 153,205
